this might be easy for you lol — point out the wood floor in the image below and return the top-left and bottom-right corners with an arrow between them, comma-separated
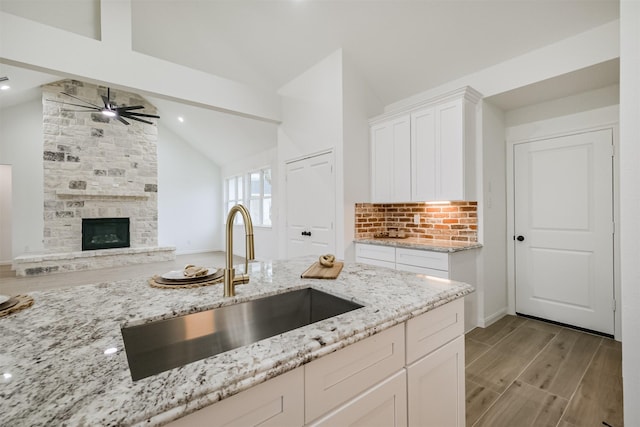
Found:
1,255 -> 624,426
466,315 -> 623,427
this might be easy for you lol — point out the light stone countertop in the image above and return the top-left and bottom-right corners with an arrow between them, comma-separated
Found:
0,257 -> 474,426
356,237 -> 483,252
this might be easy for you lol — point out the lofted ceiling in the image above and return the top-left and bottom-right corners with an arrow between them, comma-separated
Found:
0,0 -> 620,166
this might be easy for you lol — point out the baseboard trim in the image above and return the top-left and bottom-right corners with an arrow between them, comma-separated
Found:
484,308 -> 508,328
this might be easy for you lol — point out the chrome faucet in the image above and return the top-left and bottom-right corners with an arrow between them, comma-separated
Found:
224,204 -> 255,297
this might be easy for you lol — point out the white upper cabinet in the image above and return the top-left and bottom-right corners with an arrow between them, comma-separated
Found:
371,114 -> 411,203
371,87 -> 481,203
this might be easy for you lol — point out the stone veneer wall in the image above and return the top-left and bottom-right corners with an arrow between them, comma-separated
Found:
355,201 -> 478,242
41,80 -> 159,253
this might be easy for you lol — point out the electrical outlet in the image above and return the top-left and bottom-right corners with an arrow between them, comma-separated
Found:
413,214 -> 420,224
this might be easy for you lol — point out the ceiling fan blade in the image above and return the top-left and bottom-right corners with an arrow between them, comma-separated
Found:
122,112 -> 160,119
117,116 -> 130,125
101,95 -> 111,109
48,99 -> 101,111
60,92 -> 103,109
121,114 -> 154,125
62,109 -> 102,112
115,105 -> 145,112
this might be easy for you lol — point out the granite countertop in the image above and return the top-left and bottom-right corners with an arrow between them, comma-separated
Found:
0,257 -> 474,426
356,237 -> 483,252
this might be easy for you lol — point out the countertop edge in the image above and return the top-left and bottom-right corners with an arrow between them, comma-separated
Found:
355,238 -> 483,252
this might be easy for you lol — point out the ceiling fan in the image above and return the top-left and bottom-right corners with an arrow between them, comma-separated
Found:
48,87 -> 160,125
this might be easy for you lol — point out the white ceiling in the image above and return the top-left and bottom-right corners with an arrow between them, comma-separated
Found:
0,0 -> 621,166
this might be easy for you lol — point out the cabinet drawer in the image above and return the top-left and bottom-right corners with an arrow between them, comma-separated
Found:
356,243 -> 396,263
165,367 -> 304,427
305,324 -> 405,423
396,248 -> 448,271
307,370 -> 407,427
406,298 -> 464,364
395,263 -> 449,278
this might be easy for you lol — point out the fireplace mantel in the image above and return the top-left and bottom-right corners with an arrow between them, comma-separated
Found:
56,190 -> 150,199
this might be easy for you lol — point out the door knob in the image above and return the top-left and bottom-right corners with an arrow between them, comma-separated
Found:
516,235 -> 525,242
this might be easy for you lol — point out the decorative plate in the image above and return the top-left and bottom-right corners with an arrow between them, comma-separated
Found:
161,268 -> 217,281
0,295 -> 10,305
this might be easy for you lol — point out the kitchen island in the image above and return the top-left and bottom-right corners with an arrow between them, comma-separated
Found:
0,257 -> 473,426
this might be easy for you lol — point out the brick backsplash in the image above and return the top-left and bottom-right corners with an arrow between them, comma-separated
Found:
355,201 -> 478,242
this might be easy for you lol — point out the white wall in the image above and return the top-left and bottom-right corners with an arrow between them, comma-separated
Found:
504,84 -> 620,127
342,55 -> 384,262
478,101 -> 508,326
0,97 -> 44,257
276,50 -> 344,259
619,1 -> 640,424
0,165 -> 12,263
157,124 -> 222,254
221,147 -> 278,261
386,20 -> 619,112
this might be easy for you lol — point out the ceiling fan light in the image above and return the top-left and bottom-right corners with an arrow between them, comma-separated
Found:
101,109 -> 117,117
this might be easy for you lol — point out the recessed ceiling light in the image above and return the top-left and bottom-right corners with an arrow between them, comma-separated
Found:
178,116 -> 184,123
0,85 -> 10,91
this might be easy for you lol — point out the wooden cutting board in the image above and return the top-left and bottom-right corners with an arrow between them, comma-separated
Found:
301,262 -> 344,279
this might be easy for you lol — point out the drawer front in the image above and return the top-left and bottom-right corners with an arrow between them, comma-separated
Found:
395,263 -> 449,278
355,243 -> 396,263
356,256 -> 396,270
305,324 -> 405,423
396,247 -> 448,271
406,298 -> 464,364
307,370 -> 407,427
165,367 -> 304,427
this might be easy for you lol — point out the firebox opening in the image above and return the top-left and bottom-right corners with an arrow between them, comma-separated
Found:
82,218 -> 130,251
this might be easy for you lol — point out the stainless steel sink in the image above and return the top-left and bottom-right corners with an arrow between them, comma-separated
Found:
121,288 -> 363,380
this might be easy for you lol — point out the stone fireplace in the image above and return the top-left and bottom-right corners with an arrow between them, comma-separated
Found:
82,218 -> 130,251
13,80 -> 175,276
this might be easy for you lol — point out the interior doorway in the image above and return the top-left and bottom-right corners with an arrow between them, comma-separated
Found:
285,151 -> 335,258
512,129 -> 614,336
0,165 -> 13,263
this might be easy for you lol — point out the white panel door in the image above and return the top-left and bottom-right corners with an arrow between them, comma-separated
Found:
286,152 -> 335,258
514,129 -> 614,335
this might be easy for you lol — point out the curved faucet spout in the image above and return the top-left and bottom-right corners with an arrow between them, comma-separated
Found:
224,204 -> 255,297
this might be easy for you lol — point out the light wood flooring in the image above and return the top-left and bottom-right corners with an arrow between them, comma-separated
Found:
466,315 -> 623,427
1,256 -> 624,426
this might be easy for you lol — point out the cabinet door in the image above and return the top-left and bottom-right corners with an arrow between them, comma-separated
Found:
305,324 -> 405,423
165,367 -> 304,427
308,370 -> 407,427
411,107 -> 437,201
371,116 -> 411,202
407,336 -> 465,427
435,99 -> 464,201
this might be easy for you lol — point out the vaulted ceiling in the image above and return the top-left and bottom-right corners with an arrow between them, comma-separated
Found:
0,0 -> 620,166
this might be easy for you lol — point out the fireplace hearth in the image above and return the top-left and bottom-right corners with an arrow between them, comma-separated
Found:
82,218 -> 130,251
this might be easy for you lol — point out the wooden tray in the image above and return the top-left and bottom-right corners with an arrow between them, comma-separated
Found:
301,262 -> 344,279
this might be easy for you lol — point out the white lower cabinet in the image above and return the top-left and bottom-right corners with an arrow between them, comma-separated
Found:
407,336 -> 465,427
165,367 -> 304,427
165,302 -> 464,427
307,370 -> 407,427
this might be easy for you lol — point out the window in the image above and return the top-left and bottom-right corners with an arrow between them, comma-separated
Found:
224,168 -> 272,227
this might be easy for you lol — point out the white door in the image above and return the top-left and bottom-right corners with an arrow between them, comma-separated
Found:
286,152 -> 335,258
514,129 -> 614,335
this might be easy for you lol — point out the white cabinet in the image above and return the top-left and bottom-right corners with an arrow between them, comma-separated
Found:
356,243 -> 478,331
370,86 -> 481,203
407,336 -> 465,427
165,367 -> 304,427
371,114 -> 411,202
304,324 -> 405,423
308,370 -> 407,427
165,299 -> 465,427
